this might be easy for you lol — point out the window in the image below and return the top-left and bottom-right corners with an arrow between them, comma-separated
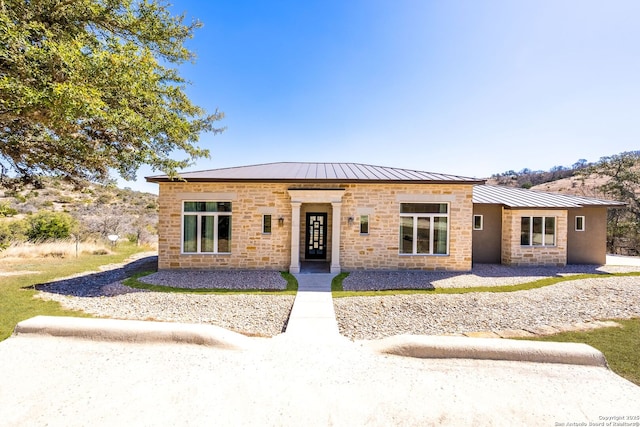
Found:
521,216 -> 555,246
182,201 -> 232,253
399,203 -> 448,255
575,216 -> 585,231
473,215 -> 483,230
360,215 -> 369,234
263,214 -> 272,234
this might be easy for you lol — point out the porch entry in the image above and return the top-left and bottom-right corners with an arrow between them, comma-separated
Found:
288,188 -> 345,274
305,213 -> 327,260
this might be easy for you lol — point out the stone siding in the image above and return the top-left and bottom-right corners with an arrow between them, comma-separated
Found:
339,183 -> 474,271
157,182 -> 475,271
501,209 -> 567,266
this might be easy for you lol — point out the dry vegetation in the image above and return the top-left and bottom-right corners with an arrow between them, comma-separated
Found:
0,176 -> 158,247
0,240 -> 112,260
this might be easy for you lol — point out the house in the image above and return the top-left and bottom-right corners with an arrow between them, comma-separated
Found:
472,185 -> 623,266
146,162 -> 623,272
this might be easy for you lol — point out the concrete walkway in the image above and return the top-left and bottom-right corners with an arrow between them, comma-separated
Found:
285,273 -> 340,338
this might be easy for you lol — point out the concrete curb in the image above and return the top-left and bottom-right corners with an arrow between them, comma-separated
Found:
363,334 -> 608,367
14,316 -> 254,350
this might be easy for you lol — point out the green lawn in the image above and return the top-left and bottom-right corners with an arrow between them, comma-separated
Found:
524,319 -> 640,386
0,243 -> 147,341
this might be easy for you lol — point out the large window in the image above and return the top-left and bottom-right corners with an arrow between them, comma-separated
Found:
182,201 -> 232,253
399,203 -> 448,255
521,216 -> 555,246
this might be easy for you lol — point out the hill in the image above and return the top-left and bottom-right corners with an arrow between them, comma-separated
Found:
0,176 -> 158,246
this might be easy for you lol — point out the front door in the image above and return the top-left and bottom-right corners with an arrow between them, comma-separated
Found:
305,213 -> 327,259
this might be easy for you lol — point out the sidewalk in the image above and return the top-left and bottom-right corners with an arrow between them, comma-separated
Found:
284,273 -> 340,339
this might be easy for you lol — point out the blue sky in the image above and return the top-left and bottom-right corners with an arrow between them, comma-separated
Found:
122,0 -> 640,193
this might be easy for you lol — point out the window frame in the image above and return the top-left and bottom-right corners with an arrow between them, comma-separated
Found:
359,215 -> 369,235
520,216 -> 556,247
399,203 -> 450,256
575,215 -> 585,232
181,201 -> 232,254
473,214 -> 483,231
262,214 -> 272,234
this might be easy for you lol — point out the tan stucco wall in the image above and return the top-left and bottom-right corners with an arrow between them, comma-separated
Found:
472,204 -> 502,264
157,181 -> 474,271
501,208 -> 568,266
567,207 -> 607,264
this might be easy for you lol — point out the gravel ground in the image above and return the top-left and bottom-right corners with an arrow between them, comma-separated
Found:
36,257 -> 640,340
140,269 -> 287,290
343,263 -> 640,290
42,292 -> 295,337
334,276 -> 640,340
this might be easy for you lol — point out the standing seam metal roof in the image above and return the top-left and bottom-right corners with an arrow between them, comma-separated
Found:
473,185 -> 624,208
145,162 -> 483,183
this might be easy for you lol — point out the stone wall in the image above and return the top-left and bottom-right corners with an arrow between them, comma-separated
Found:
501,208 -> 568,266
157,181 -> 475,271
339,183 -> 474,271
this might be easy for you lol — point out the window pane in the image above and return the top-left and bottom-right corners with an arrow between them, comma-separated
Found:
217,202 -> 232,212
545,217 -> 555,245
360,215 -> 369,234
184,202 -> 232,212
576,216 -> 584,231
520,217 -> 530,245
263,215 -> 272,234
434,217 -> 448,254
473,215 -> 482,230
416,217 -> 431,254
201,216 -> 215,252
532,217 -> 543,245
184,202 -> 198,212
400,217 -> 414,254
183,215 -> 197,252
400,203 -> 447,214
218,216 -> 231,252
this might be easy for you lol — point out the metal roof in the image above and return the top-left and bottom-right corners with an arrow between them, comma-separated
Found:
473,185 -> 625,208
146,162 -> 484,184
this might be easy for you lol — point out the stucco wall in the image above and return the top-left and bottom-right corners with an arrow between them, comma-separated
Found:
502,208 -> 568,266
472,204 -> 502,264
157,181 -> 474,271
567,207 -> 607,264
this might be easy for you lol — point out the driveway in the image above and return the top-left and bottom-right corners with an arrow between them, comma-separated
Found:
1,318 -> 639,426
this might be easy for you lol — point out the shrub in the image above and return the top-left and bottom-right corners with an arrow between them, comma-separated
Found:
0,202 -> 18,217
26,211 -> 77,241
0,220 -> 28,249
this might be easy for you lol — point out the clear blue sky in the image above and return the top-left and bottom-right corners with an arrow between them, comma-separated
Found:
123,0 -> 640,193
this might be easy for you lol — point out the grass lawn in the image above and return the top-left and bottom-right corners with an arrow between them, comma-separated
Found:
0,242 -> 147,341
524,319 -> 640,386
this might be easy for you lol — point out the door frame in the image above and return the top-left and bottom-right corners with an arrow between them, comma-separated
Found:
304,212 -> 328,260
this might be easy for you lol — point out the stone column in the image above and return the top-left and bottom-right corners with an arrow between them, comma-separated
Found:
330,201 -> 342,274
289,201 -> 301,273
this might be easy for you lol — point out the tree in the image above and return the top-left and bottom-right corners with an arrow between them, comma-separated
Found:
581,151 -> 640,254
0,0 -> 223,181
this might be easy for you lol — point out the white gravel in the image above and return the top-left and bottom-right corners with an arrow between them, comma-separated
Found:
36,261 -> 640,340
334,276 -> 640,340
42,291 -> 295,337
